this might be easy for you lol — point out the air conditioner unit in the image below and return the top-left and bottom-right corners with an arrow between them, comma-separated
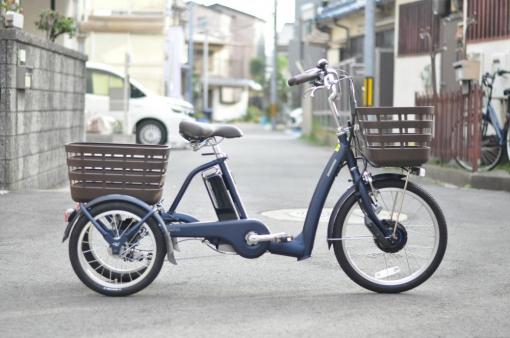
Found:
491,53 -> 509,72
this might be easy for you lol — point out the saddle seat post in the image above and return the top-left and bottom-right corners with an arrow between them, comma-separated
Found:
210,137 -> 225,159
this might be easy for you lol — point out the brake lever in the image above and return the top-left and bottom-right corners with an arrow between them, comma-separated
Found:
303,85 -> 326,98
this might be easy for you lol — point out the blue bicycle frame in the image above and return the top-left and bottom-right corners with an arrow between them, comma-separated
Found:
160,131 -> 392,261
482,72 -> 510,145
485,101 -> 507,145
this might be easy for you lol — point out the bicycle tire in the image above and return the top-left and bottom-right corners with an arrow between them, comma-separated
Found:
331,179 -> 447,293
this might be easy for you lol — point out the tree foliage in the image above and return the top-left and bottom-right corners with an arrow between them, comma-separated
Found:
250,57 -> 267,88
0,0 -> 22,13
35,10 -> 76,42
250,55 -> 290,111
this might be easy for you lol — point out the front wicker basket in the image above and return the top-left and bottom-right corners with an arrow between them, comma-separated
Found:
355,106 -> 434,167
65,143 -> 171,205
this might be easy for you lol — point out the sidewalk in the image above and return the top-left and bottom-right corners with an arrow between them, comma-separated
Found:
424,164 -> 510,192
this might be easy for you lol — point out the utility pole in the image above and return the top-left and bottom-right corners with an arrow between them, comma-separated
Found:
123,52 -> 131,135
363,0 -> 375,106
199,17 -> 209,114
270,0 -> 278,130
203,31 -> 209,112
187,1 -> 194,103
164,0 -> 172,97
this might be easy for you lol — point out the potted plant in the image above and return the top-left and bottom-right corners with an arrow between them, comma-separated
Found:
1,0 -> 23,29
35,9 -> 76,42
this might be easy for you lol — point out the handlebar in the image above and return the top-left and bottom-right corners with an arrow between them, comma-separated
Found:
482,69 -> 510,88
288,58 -> 330,87
287,58 -> 358,133
287,68 -> 323,86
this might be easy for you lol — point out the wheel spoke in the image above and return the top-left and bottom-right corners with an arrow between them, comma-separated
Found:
403,248 -> 412,274
333,184 -> 444,290
75,209 -> 160,293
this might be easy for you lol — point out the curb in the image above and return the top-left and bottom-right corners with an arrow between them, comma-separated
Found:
424,164 -> 510,192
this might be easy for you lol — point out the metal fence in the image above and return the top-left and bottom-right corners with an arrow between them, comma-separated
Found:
415,87 -> 483,171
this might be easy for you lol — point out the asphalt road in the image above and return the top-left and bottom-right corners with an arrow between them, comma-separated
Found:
1,124 -> 509,337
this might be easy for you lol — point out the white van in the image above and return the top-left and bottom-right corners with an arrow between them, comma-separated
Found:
85,62 -> 194,145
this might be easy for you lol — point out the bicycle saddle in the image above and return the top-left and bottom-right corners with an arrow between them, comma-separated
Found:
179,120 -> 243,141
504,88 -> 510,96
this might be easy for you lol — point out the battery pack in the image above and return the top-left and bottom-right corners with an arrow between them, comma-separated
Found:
203,171 -> 238,221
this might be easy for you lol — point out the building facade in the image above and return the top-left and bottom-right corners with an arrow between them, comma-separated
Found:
186,2 -> 265,121
394,0 -> 510,113
289,0 -> 395,138
72,0 -> 264,120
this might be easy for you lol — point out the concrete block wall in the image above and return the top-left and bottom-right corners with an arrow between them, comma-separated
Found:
0,28 -> 87,190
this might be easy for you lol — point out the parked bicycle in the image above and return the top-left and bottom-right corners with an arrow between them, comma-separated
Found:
456,69 -> 510,171
62,59 -> 447,296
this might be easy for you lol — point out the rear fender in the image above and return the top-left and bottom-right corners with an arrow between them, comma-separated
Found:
327,173 -> 405,248
62,194 -> 177,265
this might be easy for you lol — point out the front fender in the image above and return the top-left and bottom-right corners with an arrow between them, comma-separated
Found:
62,194 -> 177,265
327,173 -> 405,248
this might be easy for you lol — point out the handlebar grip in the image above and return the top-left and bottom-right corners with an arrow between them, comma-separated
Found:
288,68 -> 322,86
497,70 -> 510,76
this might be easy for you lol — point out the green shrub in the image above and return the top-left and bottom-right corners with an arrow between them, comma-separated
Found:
243,106 -> 264,123
35,10 -> 76,42
0,0 -> 22,13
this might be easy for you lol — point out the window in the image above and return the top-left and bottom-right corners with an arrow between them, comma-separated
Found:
86,69 -> 146,98
466,0 -> 510,42
86,69 -> 123,96
220,87 -> 242,104
349,35 -> 364,60
340,30 -> 394,61
398,0 -> 439,56
376,29 -> 394,49
130,84 -> 146,98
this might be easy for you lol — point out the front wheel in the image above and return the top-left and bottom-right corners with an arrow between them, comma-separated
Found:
331,179 -> 447,293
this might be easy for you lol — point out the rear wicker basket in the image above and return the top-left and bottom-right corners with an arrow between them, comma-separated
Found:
65,143 -> 170,205
356,107 -> 434,167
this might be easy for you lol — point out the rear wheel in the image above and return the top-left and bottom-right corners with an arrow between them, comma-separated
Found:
69,202 -> 166,296
331,179 -> 447,293
136,120 -> 167,145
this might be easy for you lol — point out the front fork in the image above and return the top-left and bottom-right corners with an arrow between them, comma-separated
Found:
345,153 -> 390,246
346,153 -> 417,247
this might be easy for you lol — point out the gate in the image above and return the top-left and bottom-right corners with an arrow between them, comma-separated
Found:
415,87 -> 483,171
